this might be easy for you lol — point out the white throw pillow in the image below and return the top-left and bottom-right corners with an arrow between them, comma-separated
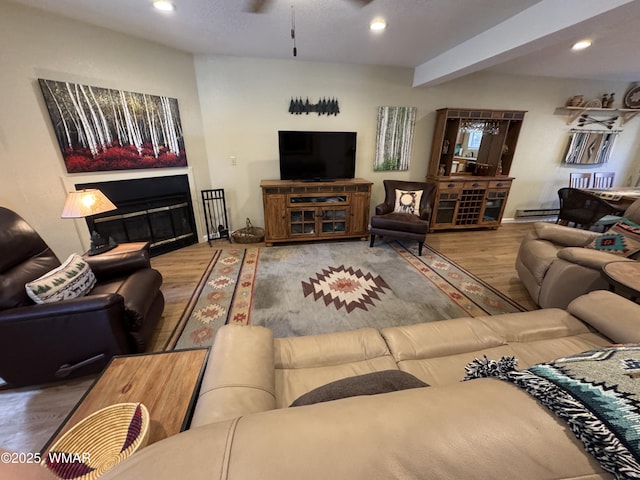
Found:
393,189 -> 423,215
25,253 -> 96,304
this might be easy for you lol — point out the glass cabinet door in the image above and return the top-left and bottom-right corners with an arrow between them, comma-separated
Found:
434,191 -> 459,226
481,190 -> 507,224
290,209 -> 316,235
320,208 -> 347,234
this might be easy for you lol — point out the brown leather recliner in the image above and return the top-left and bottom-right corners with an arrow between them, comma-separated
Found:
369,180 -> 436,256
0,207 -> 165,387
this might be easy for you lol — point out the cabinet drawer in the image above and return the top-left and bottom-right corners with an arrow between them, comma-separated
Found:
438,191 -> 459,201
463,180 -> 488,189
439,181 -> 464,190
488,180 -> 512,189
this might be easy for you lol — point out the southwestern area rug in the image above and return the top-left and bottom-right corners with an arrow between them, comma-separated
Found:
167,241 -> 525,350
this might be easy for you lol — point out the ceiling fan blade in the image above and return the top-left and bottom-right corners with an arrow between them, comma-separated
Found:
246,0 -> 271,13
352,0 -> 374,5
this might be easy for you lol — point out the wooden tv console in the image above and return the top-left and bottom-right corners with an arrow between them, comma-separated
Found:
260,178 -> 373,246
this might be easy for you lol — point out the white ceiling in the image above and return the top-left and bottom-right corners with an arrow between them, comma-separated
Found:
8,0 -> 640,87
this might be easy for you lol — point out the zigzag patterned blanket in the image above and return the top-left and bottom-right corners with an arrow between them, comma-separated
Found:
465,347 -> 640,480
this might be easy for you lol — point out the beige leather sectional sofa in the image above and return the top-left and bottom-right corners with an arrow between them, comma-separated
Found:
517,199 -> 640,309
103,290 -> 640,480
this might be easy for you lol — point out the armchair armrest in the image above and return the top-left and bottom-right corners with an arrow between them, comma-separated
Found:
568,290 -> 640,344
375,202 -> 393,215
85,249 -> 151,280
533,222 -> 600,246
419,204 -> 432,222
115,269 -> 163,330
557,247 -> 634,270
191,324 -> 276,427
0,293 -> 124,321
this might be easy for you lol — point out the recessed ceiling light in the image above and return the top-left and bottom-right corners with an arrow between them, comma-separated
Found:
153,0 -> 175,12
572,40 -> 592,50
370,18 -> 387,32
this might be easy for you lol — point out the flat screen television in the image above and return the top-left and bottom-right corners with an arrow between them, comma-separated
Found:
278,130 -> 357,181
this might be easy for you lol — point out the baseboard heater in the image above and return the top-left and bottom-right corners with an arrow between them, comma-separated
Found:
515,208 -> 559,218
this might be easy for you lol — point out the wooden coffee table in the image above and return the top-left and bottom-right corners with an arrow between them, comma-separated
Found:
602,261 -> 640,302
42,348 -> 209,452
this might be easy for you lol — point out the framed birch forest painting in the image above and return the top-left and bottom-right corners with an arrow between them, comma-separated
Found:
374,106 -> 417,171
39,79 -> 187,173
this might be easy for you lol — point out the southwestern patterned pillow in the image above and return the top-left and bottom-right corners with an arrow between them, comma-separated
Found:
585,218 -> 640,257
393,189 -> 423,215
25,253 -> 96,304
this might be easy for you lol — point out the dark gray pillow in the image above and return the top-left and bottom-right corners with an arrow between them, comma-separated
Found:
290,370 -> 429,407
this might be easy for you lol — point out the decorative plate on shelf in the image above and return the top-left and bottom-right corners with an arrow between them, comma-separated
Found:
624,84 -> 640,109
583,98 -> 602,108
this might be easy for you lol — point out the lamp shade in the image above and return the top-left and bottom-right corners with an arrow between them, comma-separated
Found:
61,189 -> 117,218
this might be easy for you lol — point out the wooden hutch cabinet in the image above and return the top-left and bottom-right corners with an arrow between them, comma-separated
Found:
260,178 -> 372,245
427,108 -> 526,231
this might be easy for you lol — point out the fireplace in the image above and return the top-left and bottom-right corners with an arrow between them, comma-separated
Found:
76,175 -> 197,256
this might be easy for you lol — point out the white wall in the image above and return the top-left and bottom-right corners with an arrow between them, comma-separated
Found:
193,56 -> 430,231
0,2 -> 210,259
2,1 -> 639,260
194,56 -> 640,228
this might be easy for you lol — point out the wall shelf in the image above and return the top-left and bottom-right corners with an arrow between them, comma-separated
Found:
555,107 -> 640,126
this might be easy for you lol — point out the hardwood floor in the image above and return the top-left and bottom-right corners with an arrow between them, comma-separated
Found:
426,223 -> 538,311
0,222 -> 538,453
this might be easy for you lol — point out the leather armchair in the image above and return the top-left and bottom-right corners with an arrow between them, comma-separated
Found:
369,180 -> 436,255
516,199 -> 640,309
0,207 -> 164,387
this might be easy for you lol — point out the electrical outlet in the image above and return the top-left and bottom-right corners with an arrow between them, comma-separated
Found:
230,155 -> 237,166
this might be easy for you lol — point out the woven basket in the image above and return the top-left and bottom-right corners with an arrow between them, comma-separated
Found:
43,402 -> 150,480
232,218 -> 265,243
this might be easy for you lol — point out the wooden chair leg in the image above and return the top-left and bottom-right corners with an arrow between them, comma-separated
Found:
369,234 -> 376,247
418,241 -> 423,256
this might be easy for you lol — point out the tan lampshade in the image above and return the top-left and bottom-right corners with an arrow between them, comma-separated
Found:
61,189 -> 117,218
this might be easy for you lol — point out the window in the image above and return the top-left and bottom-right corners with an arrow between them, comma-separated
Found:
467,130 -> 482,150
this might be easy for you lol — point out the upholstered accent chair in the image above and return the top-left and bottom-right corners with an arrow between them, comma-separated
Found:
0,207 -> 164,387
369,180 -> 436,256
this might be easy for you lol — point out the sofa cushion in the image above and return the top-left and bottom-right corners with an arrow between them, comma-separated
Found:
369,212 -> 429,234
274,328 -> 398,408
381,317 -> 509,385
585,218 -> 640,257
393,189 -> 423,215
25,254 -> 96,304
290,370 -> 428,407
